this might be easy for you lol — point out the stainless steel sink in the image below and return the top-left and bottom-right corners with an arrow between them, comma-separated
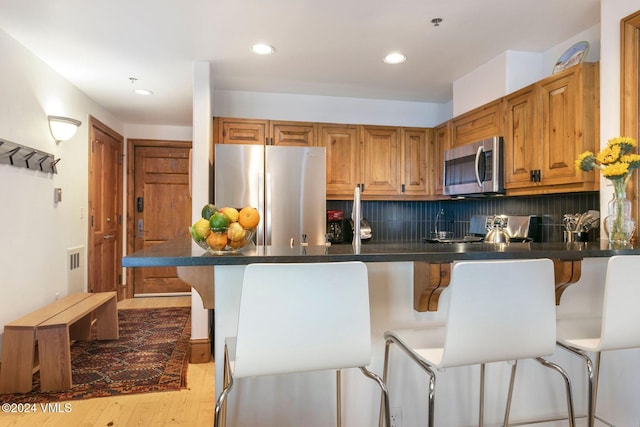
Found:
423,236 -> 483,244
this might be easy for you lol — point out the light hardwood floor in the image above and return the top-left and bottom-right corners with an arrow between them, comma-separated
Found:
0,296 -> 215,427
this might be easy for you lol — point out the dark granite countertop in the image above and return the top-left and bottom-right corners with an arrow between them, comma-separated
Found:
122,237 -> 640,267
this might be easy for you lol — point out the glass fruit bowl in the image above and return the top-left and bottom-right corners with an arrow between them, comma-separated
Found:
189,226 -> 255,254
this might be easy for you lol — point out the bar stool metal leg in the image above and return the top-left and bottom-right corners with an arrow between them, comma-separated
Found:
214,345 -> 234,427
359,366 -> 390,427
382,334 -> 436,427
336,370 -> 342,427
479,363 -> 486,426
557,342 -> 595,427
503,358 -> 576,427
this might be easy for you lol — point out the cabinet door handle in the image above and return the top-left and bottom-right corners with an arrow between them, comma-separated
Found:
401,184 -> 406,193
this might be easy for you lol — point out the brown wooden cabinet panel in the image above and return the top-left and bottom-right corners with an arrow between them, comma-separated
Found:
431,122 -> 450,196
216,118 -> 268,145
402,128 -> 429,196
270,121 -> 317,146
539,71 -> 580,185
214,118 -> 317,146
361,126 -> 401,196
504,85 -> 538,189
503,62 -> 599,195
320,124 -> 361,198
451,99 -> 504,147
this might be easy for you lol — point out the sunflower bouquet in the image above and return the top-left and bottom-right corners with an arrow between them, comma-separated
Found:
576,136 -> 640,243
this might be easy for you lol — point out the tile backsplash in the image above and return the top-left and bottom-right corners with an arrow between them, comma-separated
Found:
327,192 -> 599,243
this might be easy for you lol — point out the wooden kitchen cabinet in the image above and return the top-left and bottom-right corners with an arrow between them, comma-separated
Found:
322,124 -> 431,200
401,128 -> 431,197
213,117 -> 316,146
270,121 -> 317,146
361,125 -> 401,196
504,62 -> 599,195
214,118 -> 267,145
504,85 -> 538,188
451,99 -> 504,147
431,122 -> 450,196
320,124 -> 360,198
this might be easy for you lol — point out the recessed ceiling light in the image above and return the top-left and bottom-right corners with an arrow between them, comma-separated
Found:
384,52 -> 406,64
251,43 -> 275,55
134,89 -> 153,96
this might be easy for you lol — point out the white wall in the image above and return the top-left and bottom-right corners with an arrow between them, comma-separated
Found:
599,1 -> 638,218
0,28 -> 122,352
124,124 -> 192,141
453,24 -> 601,117
213,90 -> 452,128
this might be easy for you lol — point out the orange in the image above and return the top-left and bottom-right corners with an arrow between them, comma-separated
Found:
229,238 -> 248,249
238,207 -> 260,229
206,231 -> 228,251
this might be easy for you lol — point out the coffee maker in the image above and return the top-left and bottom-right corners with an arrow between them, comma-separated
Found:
327,210 -> 345,243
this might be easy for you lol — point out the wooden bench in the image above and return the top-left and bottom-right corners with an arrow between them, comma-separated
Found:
37,292 -> 119,392
0,292 -> 118,394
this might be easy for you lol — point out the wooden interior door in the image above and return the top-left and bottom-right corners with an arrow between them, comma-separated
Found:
88,117 -> 123,295
130,141 -> 192,296
621,10 -> 640,242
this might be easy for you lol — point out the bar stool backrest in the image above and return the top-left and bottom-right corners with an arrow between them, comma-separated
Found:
599,255 -> 640,350
440,259 -> 556,368
232,261 -> 372,378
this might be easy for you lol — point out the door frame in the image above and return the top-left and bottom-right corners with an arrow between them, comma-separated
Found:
621,10 -> 640,239
125,138 -> 192,299
87,116 -> 124,296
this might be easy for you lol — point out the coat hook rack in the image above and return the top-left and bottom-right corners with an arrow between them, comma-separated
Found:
0,137 -> 59,174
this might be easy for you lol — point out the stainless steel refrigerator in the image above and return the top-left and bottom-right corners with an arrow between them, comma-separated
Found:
214,144 -> 326,246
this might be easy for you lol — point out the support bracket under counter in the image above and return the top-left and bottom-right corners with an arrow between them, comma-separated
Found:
413,259 -> 583,312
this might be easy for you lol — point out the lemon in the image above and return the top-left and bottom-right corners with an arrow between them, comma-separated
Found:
227,222 -> 247,241
193,218 -> 211,239
219,207 -> 239,223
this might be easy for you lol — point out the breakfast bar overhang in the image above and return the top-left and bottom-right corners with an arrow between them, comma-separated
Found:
123,240 -> 640,426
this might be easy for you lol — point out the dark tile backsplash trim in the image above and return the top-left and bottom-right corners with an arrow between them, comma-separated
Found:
327,192 -> 599,243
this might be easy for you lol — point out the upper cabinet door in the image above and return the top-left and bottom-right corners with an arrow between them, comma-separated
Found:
504,85 -> 539,189
401,128 -> 429,196
361,126 -> 401,196
431,122 -> 450,196
539,71 -> 581,185
320,124 -> 361,199
270,121 -> 317,146
216,118 -> 268,145
451,99 -> 504,147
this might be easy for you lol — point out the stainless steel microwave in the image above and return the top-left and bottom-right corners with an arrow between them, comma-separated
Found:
443,136 -> 504,196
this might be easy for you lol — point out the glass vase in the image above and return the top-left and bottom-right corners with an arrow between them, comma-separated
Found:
604,183 -> 635,245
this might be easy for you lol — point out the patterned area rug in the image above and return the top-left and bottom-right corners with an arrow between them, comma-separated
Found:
1,307 -> 191,403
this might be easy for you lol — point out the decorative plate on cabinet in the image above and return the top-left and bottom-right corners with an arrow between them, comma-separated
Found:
553,41 -> 589,74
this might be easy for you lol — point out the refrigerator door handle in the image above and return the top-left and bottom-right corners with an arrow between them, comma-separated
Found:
265,172 -> 272,245
258,171 -> 265,246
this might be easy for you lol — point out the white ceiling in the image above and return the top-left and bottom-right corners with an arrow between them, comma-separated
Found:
0,0 -> 600,127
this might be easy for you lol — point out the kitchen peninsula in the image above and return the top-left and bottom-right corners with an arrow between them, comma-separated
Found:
123,239 -> 640,426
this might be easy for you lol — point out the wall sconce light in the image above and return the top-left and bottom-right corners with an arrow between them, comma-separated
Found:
48,115 -> 82,142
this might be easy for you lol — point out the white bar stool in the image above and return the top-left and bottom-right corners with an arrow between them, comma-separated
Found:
556,255 -> 640,427
214,261 -> 391,427
382,259 -> 575,426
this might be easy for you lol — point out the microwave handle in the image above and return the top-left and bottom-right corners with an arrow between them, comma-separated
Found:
474,145 -> 483,187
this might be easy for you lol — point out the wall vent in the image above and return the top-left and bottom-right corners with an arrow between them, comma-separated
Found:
67,245 -> 85,293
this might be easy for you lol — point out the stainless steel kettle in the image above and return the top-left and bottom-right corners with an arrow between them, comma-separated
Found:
484,215 -> 510,244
